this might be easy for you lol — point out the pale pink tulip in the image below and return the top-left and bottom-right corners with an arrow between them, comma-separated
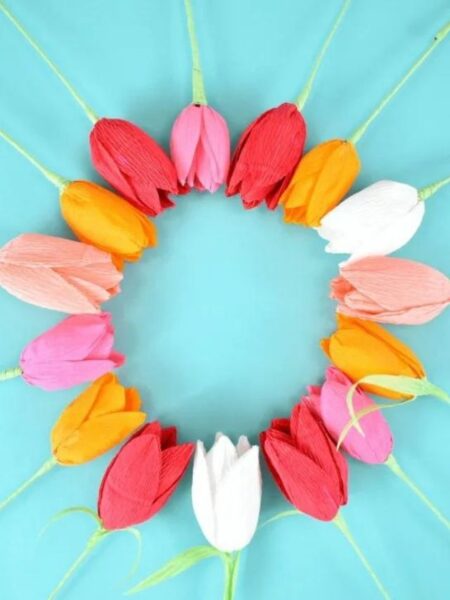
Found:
0,234 -> 121,313
308,367 -> 393,464
170,104 -> 230,192
331,256 -> 450,325
19,313 -> 124,390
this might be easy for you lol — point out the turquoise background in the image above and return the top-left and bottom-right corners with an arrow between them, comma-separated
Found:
0,0 -> 449,598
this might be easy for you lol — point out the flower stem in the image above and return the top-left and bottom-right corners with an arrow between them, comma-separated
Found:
0,128 -> 68,189
184,0 -> 207,105
295,0 -> 352,111
48,527 -> 110,600
0,1 -> 98,124
333,512 -> 391,599
222,552 -> 241,600
419,175 -> 450,201
385,454 -> 450,532
0,366 -> 22,381
349,20 -> 450,145
0,456 -> 57,511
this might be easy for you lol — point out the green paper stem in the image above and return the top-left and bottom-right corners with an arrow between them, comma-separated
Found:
260,509 -> 300,529
419,175 -> 450,201
295,0 -> 352,110
48,527 -> 110,600
184,0 -> 207,105
0,456 -> 57,511
0,366 -> 22,381
385,454 -> 450,532
222,552 -> 241,600
333,513 -> 391,600
0,1 -> 98,124
349,20 -> 450,145
0,128 -> 68,189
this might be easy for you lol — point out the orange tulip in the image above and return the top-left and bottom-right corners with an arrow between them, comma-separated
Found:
60,181 -> 157,266
51,373 -> 146,464
321,314 -> 425,399
282,140 -> 360,227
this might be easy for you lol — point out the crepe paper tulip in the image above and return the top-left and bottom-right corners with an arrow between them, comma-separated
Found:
170,0 -> 230,192
312,369 -> 450,534
282,21 -> 450,226
317,176 -> 450,261
0,313 -> 124,391
0,130 -> 157,265
0,2 -> 180,216
47,422 -> 194,600
0,374 -> 146,512
260,400 -> 390,599
0,234 -> 122,314
331,256 -> 450,325
226,0 -> 352,209
128,433 -> 261,600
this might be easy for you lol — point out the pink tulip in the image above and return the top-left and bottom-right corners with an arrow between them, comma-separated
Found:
331,256 -> 450,325
19,313 -> 125,391
0,234 -> 121,314
308,367 -> 393,464
170,104 -> 230,192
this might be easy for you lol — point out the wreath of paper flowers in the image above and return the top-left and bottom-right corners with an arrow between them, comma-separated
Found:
0,1 -> 449,599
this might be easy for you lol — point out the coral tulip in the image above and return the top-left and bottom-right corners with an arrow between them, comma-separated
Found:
170,105 -> 230,192
192,433 -> 262,552
331,256 -> 450,325
0,233 -> 121,314
10,313 -> 124,391
99,422 -> 194,530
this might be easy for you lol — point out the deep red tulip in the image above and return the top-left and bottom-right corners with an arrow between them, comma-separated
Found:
98,422 -> 194,530
90,118 -> 183,217
226,103 -> 306,210
260,399 -> 348,521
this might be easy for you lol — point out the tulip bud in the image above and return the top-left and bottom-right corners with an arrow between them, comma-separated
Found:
317,181 -> 425,260
0,233 -> 122,314
19,313 -> 124,391
331,255 -> 450,325
261,400 -> 348,521
60,181 -> 157,265
321,314 -> 425,399
51,373 -> 146,465
226,103 -> 306,209
310,368 -> 393,464
282,139 -> 361,226
170,104 -> 230,192
99,422 -> 194,530
192,433 -> 262,552
90,118 -> 181,217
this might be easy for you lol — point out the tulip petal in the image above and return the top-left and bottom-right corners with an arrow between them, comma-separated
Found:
192,441 -> 216,547
170,105 -> 203,186
206,434 -> 238,492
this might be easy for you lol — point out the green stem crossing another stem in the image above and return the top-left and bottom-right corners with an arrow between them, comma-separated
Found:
222,552 -> 241,600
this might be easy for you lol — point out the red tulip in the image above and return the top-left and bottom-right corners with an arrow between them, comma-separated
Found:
260,399 -> 348,521
90,119 -> 182,217
98,422 -> 194,530
226,103 -> 306,210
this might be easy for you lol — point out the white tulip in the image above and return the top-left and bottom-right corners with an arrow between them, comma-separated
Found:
192,433 -> 262,552
316,180 -> 425,261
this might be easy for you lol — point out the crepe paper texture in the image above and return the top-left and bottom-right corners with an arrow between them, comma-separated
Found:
0,374 -> 145,511
0,233 -> 122,314
0,129 -> 158,265
47,421 -> 194,599
282,20 -> 450,226
0,2 -> 181,217
331,256 -> 450,325
317,176 -> 450,261
15,313 -> 125,391
225,0 -> 351,210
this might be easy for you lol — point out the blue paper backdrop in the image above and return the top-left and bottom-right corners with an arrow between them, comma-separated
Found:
0,0 -> 449,598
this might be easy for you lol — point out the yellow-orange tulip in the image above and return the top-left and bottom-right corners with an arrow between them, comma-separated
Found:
320,314 -> 425,399
282,139 -> 360,227
51,373 -> 146,464
60,181 -> 157,266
